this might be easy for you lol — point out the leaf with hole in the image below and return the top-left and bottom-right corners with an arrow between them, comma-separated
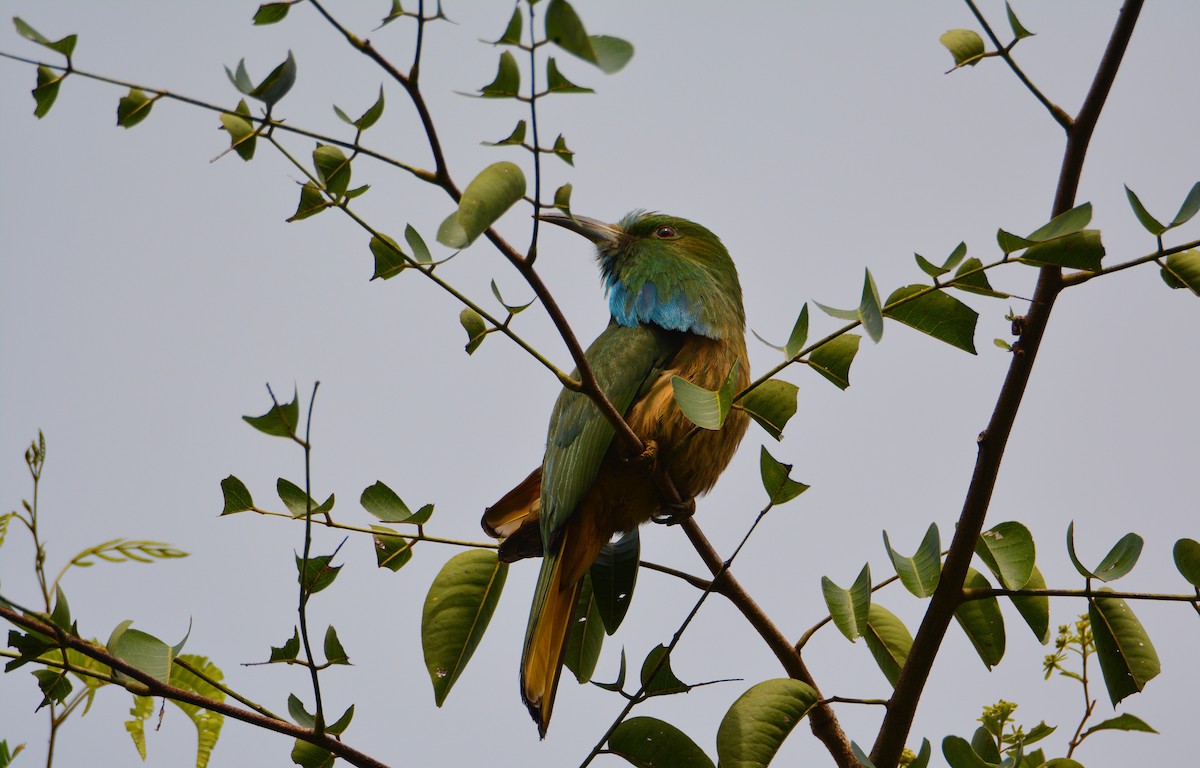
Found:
954,568 -> 1005,668
609,717 -> 713,768
590,530 -> 638,635
975,521 -> 1035,590
371,526 -> 414,572
421,550 -> 508,706
563,575 -> 604,683
806,334 -> 861,390
1089,590 -> 1160,705
715,679 -> 818,768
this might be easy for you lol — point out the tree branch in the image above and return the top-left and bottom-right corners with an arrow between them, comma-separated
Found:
870,3 -> 1145,766
962,587 -> 1199,604
0,605 -> 390,768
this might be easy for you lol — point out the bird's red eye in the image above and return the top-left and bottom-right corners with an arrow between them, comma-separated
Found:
654,226 -> 677,239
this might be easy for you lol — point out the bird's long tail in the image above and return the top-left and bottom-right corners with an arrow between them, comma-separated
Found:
520,520 -> 603,738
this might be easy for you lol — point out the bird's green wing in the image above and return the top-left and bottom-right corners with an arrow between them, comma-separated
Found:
540,322 -> 681,542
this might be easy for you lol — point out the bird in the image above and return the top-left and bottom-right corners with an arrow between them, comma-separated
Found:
482,210 -> 749,737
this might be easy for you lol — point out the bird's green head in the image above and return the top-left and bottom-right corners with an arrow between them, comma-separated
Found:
539,210 -> 744,339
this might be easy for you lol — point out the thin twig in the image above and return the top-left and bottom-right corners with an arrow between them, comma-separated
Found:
1062,237 -> 1200,286
0,604 -> 389,768
962,587 -> 1200,604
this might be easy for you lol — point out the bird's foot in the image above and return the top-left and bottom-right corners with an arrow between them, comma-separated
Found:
623,439 -> 659,468
651,496 -> 696,526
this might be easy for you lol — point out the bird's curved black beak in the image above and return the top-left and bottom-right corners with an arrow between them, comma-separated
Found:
535,212 -> 622,248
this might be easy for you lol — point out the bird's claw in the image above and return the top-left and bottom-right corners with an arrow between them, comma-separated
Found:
624,439 -> 659,468
651,496 -> 696,526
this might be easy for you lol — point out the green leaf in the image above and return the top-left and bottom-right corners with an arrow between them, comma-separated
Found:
640,644 -> 692,697
1006,3 -> 1034,39
219,101 -> 257,161
852,741 -> 877,768
323,625 -> 349,665
806,334 -> 861,390
269,628 -> 300,662
295,553 -> 341,594
380,0 -> 406,28
291,740 -> 334,768
459,308 -> 488,354
421,550 -> 508,706
13,18 -> 77,57
553,183 -> 573,214
814,301 -> 860,321
671,360 -> 739,430
32,65 -> 64,119
883,524 -> 941,598
1160,249 -> 1200,295
479,51 -> 520,98
821,563 -> 871,642
226,59 -> 253,94
939,29 -> 985,69
740,379 -> 799,441
609,717 -> 714,768
1174,538 -> 1200,588
491,280 -> 535,314
359,480 -> 417,522
312,144 -> 351,199
369,233 -> 408,280
219,475 -> 254,516
334,85 -> 385,131
914,242 -> 965,279
590,530 -> 639,635
785,303 -> 810,359
948,257 -> 1008,298
859,269 -> 884,343
288,693 -> 316,727
405,224 -> 432,264
1027,202 -> 1093,242
116,88 -> 154,128
863,604 -> 912,686
485,120 -> 527,147
106,622 -> 186,684
1081,713 -> 1157,738
544,0 -> 634,74
287,182 -> 329,222
1124,186 -> 1166,235
545,57 -> 594,94
884,285 -> 979,354
243,391 -> 299,438
1089,590 -> 1160,705
563,574 -> 604,683
910,739 -> 933,768
975,521 -> 1035,590
551,134 -> 574,165
953,568 -> 1005,669
249,50 -> 297,107
941,735 -> 993,768
253,3 -> 292,25
125,693 -> 153,760
33,669 -> 72,709
277,478 -> 333,518
371,526 -> 414,571
1169,181 -> 1200,227
493,6 -> 522,46
715,679 -> 819,768
1009,564 -> 1050,644
759,446 -> 809,505
1019,230 -> 1105,271
1066,522 -> 1143,582
326,704 -> 354,736
997,228 -> 1033,254
437,161 -> 527,248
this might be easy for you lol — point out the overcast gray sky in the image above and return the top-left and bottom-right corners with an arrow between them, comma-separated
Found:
2,2 -> 1198,766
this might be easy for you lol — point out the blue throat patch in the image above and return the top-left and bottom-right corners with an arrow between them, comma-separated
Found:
608,280 -> 715,338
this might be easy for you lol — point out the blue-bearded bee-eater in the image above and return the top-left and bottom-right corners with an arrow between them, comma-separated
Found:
482,211 -> 749,737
